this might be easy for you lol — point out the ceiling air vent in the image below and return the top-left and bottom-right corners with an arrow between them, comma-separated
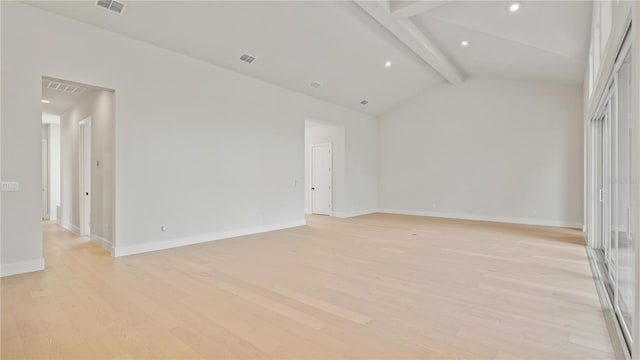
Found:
239,54 -> 256,64
42,79 -> 86,95
96,0 -> 125,14
360,100 -> 369,105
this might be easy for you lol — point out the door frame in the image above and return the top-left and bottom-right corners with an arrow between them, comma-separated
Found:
42,138 -> 49,220
79,117 -> 92,236
310,142 -> 332,216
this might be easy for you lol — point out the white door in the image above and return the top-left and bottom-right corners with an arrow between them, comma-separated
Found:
42,139 -> 48,220
311,144 -> 332,215
79,118 -> 92,236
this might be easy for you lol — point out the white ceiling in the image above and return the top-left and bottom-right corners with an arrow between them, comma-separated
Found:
41,77 -> 98,114
412,1 -> 592,84
27,1 -> 592,115
42,113 -> 60,125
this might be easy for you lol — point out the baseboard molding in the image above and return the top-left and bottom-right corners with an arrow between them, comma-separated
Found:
1,258 -> 45,277
304,208 -> 312,214
59,219 -> 80,234
332,209 -> 378,218
90,234 -> 113,252
113,219 -> 307,257
377,208 -> 583,229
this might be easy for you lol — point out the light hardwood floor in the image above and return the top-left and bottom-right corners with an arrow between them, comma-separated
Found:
1,214 -> 614,359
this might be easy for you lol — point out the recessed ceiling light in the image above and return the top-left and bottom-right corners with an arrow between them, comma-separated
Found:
385,61 -> 392,68
41,99 -> 50,103
509,3 -> 520,12
460,41 -> 469,47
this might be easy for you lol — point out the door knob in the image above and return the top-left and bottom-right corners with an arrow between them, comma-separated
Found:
311,187 -> 316,190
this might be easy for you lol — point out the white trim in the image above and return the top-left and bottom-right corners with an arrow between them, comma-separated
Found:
79,117 -> 92,237
0,258 -> 45,277
304,208 -> 312,214
378,208 -> 583,229
332,209 -> 379,218
90,234 -> 113,252
113,219 -> 306,257
59,219 -> 80,234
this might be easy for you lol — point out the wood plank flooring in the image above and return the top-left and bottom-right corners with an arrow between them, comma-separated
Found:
1,214 -> 614,359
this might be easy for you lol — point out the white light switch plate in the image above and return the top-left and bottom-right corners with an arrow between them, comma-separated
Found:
1,182 -> 20,192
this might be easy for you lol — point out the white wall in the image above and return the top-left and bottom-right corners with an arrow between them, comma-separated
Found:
41,125 -> 49,218
48,123 -> 60,220
0,2 -> 378,271
378,77 -> 584,227
59,89 -> 115,251
40,121 -> 61,221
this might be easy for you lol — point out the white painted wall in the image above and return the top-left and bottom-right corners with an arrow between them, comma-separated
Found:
40,121 -> 60,220
41,125 -> 49,218
378,77 -> 584,227
304,120 -> 343,214
0,2 -> 378,271
49,123 -> 60,220
59,89 -> 115,251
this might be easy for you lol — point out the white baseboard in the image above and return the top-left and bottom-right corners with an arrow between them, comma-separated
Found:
59,219 -> 80,234
332,209 -> 378,218
113,219 -> 307,257
304,208 -> 312,214
377,208 -> 583,229
90,234 -> 113,252
1,258 -> 45,277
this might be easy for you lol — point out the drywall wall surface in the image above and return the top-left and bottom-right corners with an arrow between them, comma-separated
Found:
1,2 -> 377,266
378,76 -> 583,227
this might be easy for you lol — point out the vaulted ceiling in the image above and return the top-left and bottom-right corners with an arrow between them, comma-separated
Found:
26,0 -> 592,116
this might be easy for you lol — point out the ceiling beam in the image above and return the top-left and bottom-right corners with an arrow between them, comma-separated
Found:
354,0 -> 464,84
391,1 -> 451,19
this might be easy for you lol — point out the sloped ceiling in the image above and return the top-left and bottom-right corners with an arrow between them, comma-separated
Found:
26,1 -> 591,115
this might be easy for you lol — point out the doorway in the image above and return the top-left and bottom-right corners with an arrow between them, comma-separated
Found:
79,117 -> 92,236
41,76 -> 116,254
304,119 -> 344,216
311,143 -> 332,215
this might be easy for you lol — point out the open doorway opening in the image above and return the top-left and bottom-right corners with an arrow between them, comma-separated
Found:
41,76 -> 115,255
304,119 -> 344,216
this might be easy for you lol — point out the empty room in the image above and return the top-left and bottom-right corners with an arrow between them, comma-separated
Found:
1,0 -> 639,359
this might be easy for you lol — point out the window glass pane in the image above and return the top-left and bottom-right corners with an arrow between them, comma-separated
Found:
615,49 -> 633,341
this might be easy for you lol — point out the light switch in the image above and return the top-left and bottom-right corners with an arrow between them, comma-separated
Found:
1,182 -> 20,192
